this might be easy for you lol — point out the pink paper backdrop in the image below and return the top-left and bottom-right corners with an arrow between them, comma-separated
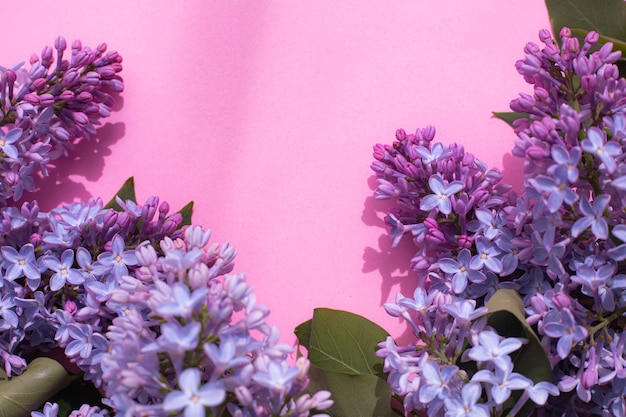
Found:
2,1 -> 551,346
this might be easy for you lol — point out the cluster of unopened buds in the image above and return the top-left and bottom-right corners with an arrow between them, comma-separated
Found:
372,28 -> 626,417
0,36 -> 123,205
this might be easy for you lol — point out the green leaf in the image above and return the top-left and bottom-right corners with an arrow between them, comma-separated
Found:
487,289 -> 553,417
300,308 -> 390,378
307,365 -> 396,417
545,0 -> 626,45
177,201 -> 194,228
294,318 -> 313,349
0,357 -> 71,417
104,176 -> 137,211
492,112 -> 529,128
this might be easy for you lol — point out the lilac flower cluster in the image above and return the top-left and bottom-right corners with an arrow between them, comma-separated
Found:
0,196 -> 330,416
0,36 -> 123,204
372,28 -> 626,416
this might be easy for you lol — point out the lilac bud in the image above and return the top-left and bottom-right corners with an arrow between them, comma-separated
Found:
55,36 -> 67,52
296,357 -> 310,379
23,93 -> 41,105
32,78 -> 47,91
560,27 -> 572,39
82,71 -> 101,85
565,37 -> 580,54
423,217 -> 438,230
530,295 -> 547,314
552,292 -> 571,310
410,254 -> 430,271
29,233 -> 43,246
425,228 -> 446,245
422,125 -> 436,141
526,145 -> 548,160
162,214 -> 182,234
72,112 -> 89,126
39,94 -> 55,107
235,386 -> 253,406
158,200 -> 170,215
461,152 -> 475,167
5,171 -> 19,186
135,243 -> 157,266
29,53 -> 39,65
64,300 -> 78,315
187,263 -> 209,289
524,41 -> 541,55
41,49 -> 54,70
77,91 -> 93,102
458,235 -> 473,249
71,39 -> 82,51
539,29 -> 552,44
96,65 -> 116,78
581,74 -> 597,92
59,90 -> 75,101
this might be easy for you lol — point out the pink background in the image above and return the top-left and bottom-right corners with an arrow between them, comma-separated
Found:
2,2 -> 550,346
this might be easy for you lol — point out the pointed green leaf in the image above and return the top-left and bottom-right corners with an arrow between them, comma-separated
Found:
0,357 -> 71,417
177,201 -> 194,228
295,318 -> 313,349
487,289 -> 553,417
307,365 -> 396,417
492,112 -> 529,128
545,0 -> 626,45
104,177 -> 137,211
306,308 -> 389,378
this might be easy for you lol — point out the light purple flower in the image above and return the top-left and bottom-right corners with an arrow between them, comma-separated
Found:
0,128 -> 22,159
1,244 -> 41,289
155,282 -> 208,319
528,165 -> 578,212
549,144 -> 581,183
443,382 -> 489,417
43,249 -> 84,290
469,237 -> 503,274
471,360 -> 532,405
581,127 -> 621,173
97,235 -> 137,278
163,368 -> 226,416
468,330 -> 525,371
571,194 -> 610,239
415,142 -> 451,163
439,249 -> 486,293
418,360 -> 459,403
543,309 -> 588,359
420,174 -> 464,215
252,361 -> 301,393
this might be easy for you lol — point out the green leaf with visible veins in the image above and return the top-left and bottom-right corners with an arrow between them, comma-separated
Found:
545,0 -> 626,42
0,357 -> 71,417
303,308 -> 390,378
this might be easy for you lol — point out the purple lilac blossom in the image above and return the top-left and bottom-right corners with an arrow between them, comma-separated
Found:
0,197 -> 330,417
372,27 -> 626,417
0,37 -> 123,205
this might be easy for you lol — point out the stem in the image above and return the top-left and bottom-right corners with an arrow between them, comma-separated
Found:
587,305 -> 626,337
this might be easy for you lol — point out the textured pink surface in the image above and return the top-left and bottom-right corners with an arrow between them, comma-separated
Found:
3,1 -> 551,345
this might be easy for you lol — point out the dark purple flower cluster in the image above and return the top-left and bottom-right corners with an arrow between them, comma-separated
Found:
0,197 -> 331,416
372,28 -> 626,417
0,36 -> 123,205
